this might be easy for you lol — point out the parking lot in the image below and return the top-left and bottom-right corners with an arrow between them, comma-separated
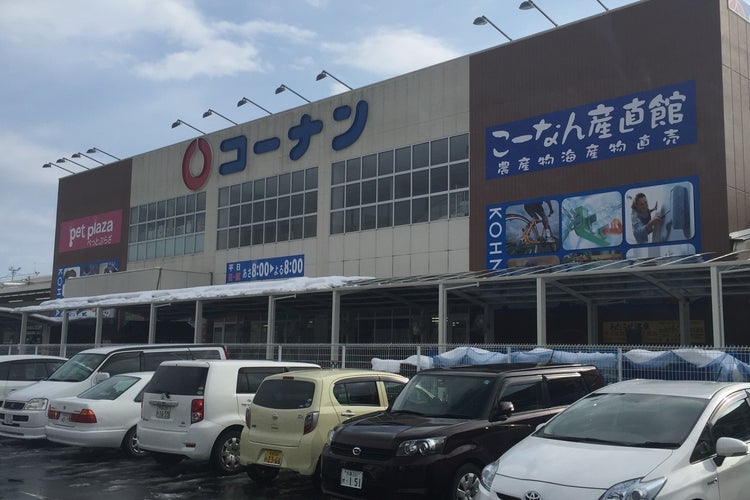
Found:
0,437 -> 326,500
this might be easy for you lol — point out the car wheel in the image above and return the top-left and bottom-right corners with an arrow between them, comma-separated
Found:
450,463 -> 481,500
210,428 -> 243,475
152,452 -> 184,466
121,426 -> 148,458
246,464 -> 279,485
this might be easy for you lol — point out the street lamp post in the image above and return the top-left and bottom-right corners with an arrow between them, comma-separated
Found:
519,0 -> 558,27
72,152 -> 105,165
171,119 -> 206,135
315,70 -> 353,90
202,108 -> 238,125
86,148 -> 121,161
472,15 -> 513,42
236,97 -> 273,115
57,157 -> 90,170
275,84 -> 311,103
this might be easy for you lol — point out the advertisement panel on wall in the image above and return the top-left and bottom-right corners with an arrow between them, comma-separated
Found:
55,259 -> 120,318
485,81 -> 697,180
486,177 -> 700,269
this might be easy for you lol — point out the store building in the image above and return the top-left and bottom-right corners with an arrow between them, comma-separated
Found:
15,0 -> 750,348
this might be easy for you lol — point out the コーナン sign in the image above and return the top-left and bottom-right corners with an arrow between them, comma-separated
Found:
58,210 -> 122,252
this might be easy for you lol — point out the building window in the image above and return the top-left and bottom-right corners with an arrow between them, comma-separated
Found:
216,167 -> 318,250
128,191 -> 206,262
330,133 -> 469,234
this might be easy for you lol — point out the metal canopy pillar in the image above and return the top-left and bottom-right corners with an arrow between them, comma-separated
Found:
19,312 -> 28,345
266,295 -> 295,360
710,266 -> 725,347
332,290 -> 341,365
438,283 -> 447,352
60,311 -> 69,357
587,302 -> 598,344
94,307 -> 103,346
438,282 -> 479,353
679,299 -> 691,345
536,277 -> 547,345
148,304 -> 157,344
267,296 -> 276,360
194,300 -> 203,344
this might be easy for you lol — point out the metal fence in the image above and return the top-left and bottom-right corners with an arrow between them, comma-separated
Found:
6,343 -> 750,384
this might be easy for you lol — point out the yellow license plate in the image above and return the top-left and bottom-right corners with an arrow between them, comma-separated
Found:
263,449 -> 282,466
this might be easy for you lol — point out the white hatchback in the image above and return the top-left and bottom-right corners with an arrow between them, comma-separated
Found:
46,371 -> 154,457
477,379 -> 750,500
138,359 -> 319,475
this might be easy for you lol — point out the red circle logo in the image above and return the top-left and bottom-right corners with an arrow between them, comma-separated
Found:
182,138 -> 212,191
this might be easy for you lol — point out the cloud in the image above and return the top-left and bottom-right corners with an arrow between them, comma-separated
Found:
325,28 -> 461,77
0,1 -> 317,82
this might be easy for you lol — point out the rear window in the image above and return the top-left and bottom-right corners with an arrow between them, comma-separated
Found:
146,366 -> 208,396
237,367 -> 287,394
79,375 -> 140,400
253,379 -> 315,409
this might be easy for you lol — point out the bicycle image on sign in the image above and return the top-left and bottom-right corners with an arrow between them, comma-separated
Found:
505,200 -> 560,255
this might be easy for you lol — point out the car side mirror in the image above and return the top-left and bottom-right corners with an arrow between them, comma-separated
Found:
490,400 -> 515,421
94,372 -> 110,384
714,436 -> 749,466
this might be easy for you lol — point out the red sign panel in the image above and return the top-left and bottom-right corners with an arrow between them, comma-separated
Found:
59,210 -> 122,253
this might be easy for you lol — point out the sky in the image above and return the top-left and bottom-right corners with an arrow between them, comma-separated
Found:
0,0 -> 638,282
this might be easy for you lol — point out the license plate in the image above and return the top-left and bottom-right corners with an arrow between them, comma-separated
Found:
263,449 -> 282,466
3,413 -> 11,425
60,414 -> 70,424
340,468 -> 363,489
156,407 -> 171,419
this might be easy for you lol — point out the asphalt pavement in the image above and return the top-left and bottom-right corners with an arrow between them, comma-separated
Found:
0,437 -> 328,500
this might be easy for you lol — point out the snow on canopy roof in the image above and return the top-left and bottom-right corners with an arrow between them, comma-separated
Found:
18,276 -> 372,313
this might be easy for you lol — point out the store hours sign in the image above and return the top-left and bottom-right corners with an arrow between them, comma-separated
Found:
226,254 -> 304,283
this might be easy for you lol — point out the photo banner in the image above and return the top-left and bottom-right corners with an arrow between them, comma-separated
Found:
486,177 -> 700,270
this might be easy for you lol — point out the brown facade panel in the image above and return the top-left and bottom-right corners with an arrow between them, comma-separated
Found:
469,0 -> 727,270
51,161 -> 133,296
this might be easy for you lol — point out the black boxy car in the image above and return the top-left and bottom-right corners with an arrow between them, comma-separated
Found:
320,363 -> 606,500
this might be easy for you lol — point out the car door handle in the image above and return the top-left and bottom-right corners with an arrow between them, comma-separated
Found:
341,411 -> 356,417
707,476 -> 718,485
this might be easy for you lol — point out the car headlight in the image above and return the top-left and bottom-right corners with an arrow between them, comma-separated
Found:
480,459 -> 500,490
600,477 -> 666,500
327,427 -> 338,445
396,436 -> 446,456
24,398 -> 49,411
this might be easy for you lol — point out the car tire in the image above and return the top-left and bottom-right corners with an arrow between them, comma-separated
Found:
152,452 -> 184,466
210,428 -> 243,475
246,464 -> 279,485
121,426 -> 148,458
450,463 -> 481,500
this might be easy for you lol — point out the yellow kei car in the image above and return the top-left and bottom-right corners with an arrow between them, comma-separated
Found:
240,368 -> 408,484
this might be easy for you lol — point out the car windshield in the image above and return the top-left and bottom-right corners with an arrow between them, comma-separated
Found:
47,353 -> 107,382
537,392 -> 709,448
78,375 -> 140,400
390,373 -> 497,419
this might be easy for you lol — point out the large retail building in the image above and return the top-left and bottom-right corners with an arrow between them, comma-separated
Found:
8,0 -> 750,349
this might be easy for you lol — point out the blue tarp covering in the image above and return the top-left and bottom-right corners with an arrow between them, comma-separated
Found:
401,347 -> 750,383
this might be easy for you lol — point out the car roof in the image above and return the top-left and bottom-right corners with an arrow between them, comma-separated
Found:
0,354 -> 67,362
418,363 -> 595,376
262,368 -> 407,382
596,379 -> 750,399
156,359 -> 320,368
109,371 -> 155,379
71,343 -> 226,355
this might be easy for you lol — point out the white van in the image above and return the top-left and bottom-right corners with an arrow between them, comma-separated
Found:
0,355 -> 66,407
0,344 -> 226,440
138,359 -> 319,475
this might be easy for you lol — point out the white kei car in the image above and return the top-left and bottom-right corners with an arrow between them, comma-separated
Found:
46,372 -> 154,457
476,379 -> 750,500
